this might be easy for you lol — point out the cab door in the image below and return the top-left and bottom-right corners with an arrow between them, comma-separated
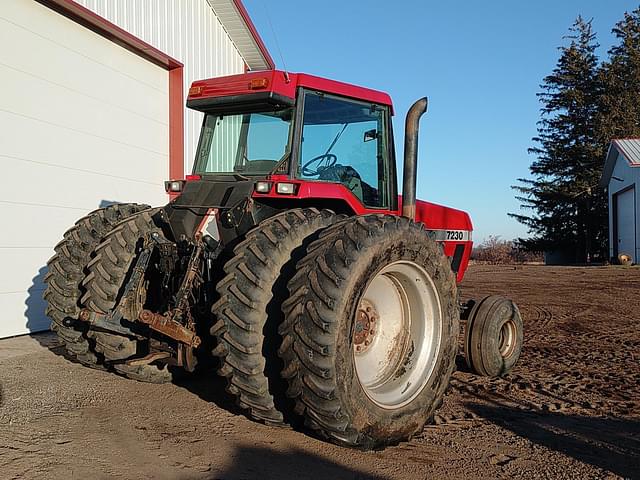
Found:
295,90 -> 395,210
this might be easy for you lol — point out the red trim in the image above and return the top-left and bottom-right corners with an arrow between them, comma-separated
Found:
36,0 -> 183,70
233,0 -> 276,70
169,67 -> 185,181
37,0 -> 185,194
297,72 -> 394,109
443,241 -> 473,283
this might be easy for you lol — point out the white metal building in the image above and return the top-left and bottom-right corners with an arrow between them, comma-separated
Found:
0,0 -> 273,338
601,139 -> 640,263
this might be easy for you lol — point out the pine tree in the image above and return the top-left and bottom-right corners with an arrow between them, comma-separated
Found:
511,17 -> 606,262
598,7 -> 640,143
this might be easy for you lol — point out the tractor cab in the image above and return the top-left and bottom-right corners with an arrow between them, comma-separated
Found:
181,70 -> 397,211
191,88 -> 393,210
167,70 -> 473,281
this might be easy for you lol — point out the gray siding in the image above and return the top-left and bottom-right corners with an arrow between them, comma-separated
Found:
608,151 -> 640,260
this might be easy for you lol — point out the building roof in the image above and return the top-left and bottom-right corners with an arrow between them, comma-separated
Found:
600,138 -> 640,187
207,0 -> 275,71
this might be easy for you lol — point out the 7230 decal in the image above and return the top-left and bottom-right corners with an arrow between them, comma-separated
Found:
446,230 -> 465,241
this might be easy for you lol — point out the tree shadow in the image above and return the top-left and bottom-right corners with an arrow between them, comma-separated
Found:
467,402 -> 640,478
206,444 -> 388,480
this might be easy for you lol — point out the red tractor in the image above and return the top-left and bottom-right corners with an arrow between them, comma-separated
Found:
44,70 -> 523,448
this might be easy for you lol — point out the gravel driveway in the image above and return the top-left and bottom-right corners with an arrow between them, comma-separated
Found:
1,265 -> 638,479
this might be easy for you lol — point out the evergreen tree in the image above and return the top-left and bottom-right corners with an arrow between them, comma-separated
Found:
511,17 -> 607,262
598,7 -> 640,143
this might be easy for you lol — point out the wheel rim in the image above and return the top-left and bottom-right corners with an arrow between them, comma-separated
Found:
498,318 -> 517,358
353,261 -> 443,409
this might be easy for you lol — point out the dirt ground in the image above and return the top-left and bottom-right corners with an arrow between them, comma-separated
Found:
1,264 -> 639,479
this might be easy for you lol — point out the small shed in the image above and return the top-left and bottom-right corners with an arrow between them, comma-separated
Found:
601,139 -> 640,263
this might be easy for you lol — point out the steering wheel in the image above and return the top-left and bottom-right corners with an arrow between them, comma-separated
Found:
301,154 -> 337,177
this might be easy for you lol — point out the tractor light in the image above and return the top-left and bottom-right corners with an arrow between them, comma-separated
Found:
249,77 -> 269,90
254,181 -> 272,193
165,180 -> 185,193
276,182 -> 296,195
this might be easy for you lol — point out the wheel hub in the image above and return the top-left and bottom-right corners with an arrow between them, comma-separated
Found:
498,319 -> 517,357
352,261 -> 443,409
354,300 -> 378,353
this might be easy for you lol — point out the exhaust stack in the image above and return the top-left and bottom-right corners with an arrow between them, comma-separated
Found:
402,97 -> 428,220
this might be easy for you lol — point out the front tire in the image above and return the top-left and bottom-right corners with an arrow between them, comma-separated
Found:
279,215 -> 459,448
464,295 -> 523,377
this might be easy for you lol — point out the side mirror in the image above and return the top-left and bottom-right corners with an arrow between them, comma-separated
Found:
363,129 -> 377,142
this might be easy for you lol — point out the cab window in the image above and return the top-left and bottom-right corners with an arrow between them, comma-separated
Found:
297,91 -> 389,208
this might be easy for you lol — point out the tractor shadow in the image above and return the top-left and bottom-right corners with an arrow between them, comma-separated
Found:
173,364 -> 312,436
173,367 -> 247,418
24,266 -> 98,365
23,200 -> 158,360
23,200 -> 122,358
467,401 -> 640,478
455,353 -> 472,373
24,266 -> 72,358
24,266 -> 49,334
207,444 -> 388,480
22,267 -> 243,418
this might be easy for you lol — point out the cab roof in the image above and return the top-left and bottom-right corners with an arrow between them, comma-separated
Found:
187,70 -> 394,113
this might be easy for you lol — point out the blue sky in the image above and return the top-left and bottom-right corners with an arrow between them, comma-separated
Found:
243,0 -> 639,242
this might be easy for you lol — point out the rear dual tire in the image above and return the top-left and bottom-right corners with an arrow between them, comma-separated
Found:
81,209 -> 175,383
43,203 -> 150,368
212,208 -> 340,424
279,215 -> 459,449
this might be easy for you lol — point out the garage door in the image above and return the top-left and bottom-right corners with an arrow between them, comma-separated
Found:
615,187 -> 636,262
0,1 -> 170,338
